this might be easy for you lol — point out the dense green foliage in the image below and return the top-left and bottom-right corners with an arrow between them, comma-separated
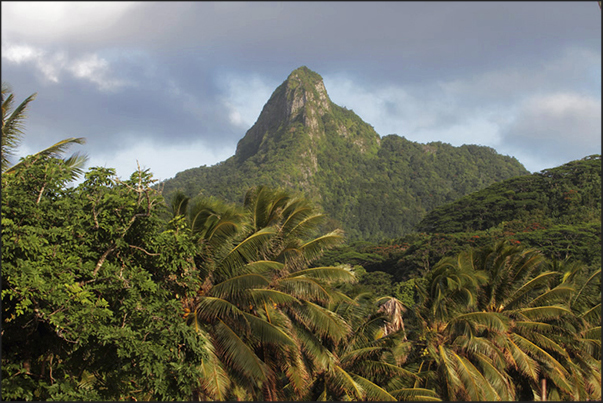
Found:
401,242 -> 601,401
416,155 -> 601,233
323,220 -> 601,284
318,156 -> 601,283
161,67 -> 528,241
2,158 -> 208,400
3,81 -> 599,401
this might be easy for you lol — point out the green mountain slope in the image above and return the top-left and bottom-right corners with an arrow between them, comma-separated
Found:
161,66 -> 528,241
415,154 -> 601,233
332,155 -> 601,282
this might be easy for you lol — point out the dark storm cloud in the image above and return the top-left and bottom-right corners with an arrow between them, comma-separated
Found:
10,2 -> 597,81
2,1 -> 600,179
122,2 -> 598,84
2,53 -> 243,156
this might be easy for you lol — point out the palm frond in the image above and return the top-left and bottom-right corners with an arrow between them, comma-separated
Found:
198,346 -> 231,401
437,345 -> 463,400
514,305 -> 572,321
290,322 -> 333,370
472,351 -> 515,400
170,190 -> 190,217
241,311 -> 296,348
35,137 -> 86,159
390,387 -> 441,401
213,319 -> 267,382
573,268 -> 602,307
354,359 -> 420,381
331,365 -> 364,400
194,296 -> 245,324
508,249 -> 546,285
523,332 -> 568,357
513,320 -> 554,333
276,277 -> 333,304
506,337 -> 539,381
351,373 -> 397,401
298,230 -> 345,263
339,346 -> 383,367
1,84 -> 36,171
511,333 -> 570,378
245,185 -> 290,230
282,211 -> 325,240
5,137 -> 88,174
285,354 -> 311,398
329,290 -> 358,305
452,352 -> 499,401
377,297 -> 407,336
244,260 -> 285,274
527,285 -> 575,308
286,266 -> 356,284
290,301 -> 350,343
209,274 -> 270,300
583,326 -> 601,341
61,152 -> 89,180
188,197 -> 245,244
248,289 -> 301,306
504,271 -> 559,310
216,227 -> 275,281
448,311 -> 508,332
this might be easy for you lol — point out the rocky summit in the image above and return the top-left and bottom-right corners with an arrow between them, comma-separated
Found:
161,66 -> 529,241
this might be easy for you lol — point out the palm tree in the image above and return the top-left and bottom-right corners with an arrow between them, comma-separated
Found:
404,251 -> 516,401
471,242 -> 591,401
302,293 -> 439,401
1,82 -> 87,175
542,260 -> 601,401
414,241 -> 601,401
172,187 -> 358,400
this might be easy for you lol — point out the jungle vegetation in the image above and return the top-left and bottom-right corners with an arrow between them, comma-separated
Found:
160,67 -> 528,241
2,81 -> 600,401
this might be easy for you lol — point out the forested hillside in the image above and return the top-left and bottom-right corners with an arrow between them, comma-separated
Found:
416,154 -> 601,233
161,67 -> 528,241
3,81 -> 600,402
320,155 -> 601,283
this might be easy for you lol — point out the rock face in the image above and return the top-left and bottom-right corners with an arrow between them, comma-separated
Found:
234,66 -> 379,164
161,66 -> 529,241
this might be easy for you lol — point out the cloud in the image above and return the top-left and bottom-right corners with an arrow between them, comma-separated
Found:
66,53 -> 129,91
1,2 -> 141,45
217,73 -> 279,130
2,2 -> 599,179
497,93 -> 601,172
441,47 -> 602,105
2,42 -> 43,63
2,40 -> 129,91
2,42 -> 63,82
83,138 -> 237,183
323,74 -> 500,148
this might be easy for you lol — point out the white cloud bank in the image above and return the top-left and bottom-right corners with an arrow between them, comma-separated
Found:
83,139 -> 236,184
2,40 -> 129,91
1,2 -> 140,44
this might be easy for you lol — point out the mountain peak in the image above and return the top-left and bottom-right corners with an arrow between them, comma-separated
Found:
233,66 -> 382,165
234,66 -> 333,162
288,66 -> 324,83
283,66 -> 331,118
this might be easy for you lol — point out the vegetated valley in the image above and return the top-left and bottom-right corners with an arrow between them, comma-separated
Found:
2,70 -> 600,401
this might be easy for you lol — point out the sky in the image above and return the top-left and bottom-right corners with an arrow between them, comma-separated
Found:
2,1 -> 601,183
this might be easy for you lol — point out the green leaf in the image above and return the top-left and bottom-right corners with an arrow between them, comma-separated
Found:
241,312 -> 296,347
213,319 -> 267,382
209,273 -> 270,300
286,266 -> 356,284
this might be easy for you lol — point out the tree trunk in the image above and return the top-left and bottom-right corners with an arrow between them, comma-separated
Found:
541,378 -> 547,401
